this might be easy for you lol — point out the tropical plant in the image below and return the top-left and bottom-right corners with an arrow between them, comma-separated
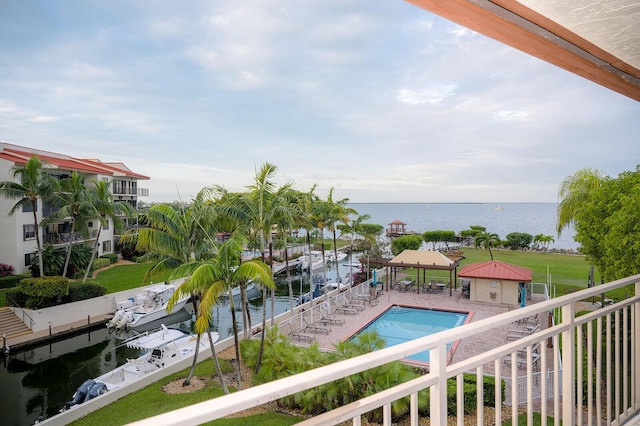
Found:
504,232 -> 533,250
323,187 -> 356,283
556,168 -> 605,284
168,232 -> 274,389
337,213 -> 372,273
422,230 -> 456,250
82,180 -> 135,282
574,167 -> 640,280
474,231 -> 500,260
533,234 -> 555,251
390,234 -> 423,256
557,168 -> 606,236
0,155 -> 59,276
122,190 -> 222,385
241,163 -> 292,373
46,172 -> 99,277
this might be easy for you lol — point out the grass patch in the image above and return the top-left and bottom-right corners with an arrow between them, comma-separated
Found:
92,263 -> 172,294
403,247 -> 591,289
71,358 -> 302,426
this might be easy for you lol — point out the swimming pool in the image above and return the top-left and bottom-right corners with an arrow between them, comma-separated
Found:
352,305 -> 470,363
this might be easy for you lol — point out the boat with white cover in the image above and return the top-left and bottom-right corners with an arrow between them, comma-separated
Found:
60,325 -> 216,412
107,283 -> 190,330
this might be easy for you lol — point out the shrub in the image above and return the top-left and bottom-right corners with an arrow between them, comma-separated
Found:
5,287 -> 29,307
92,258 -> 111,270
99,253 -> 118,264
505,232 -> 533,250
0,263 -> 14,277
20,276 -> 69,309
0,274 -> 29,289
68,282 -> 107,301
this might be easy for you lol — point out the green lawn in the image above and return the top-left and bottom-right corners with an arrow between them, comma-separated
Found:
91,263 -> 173,293
402,247 -> 591,289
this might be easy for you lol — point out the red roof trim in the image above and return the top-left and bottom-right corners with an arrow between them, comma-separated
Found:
1,144 -> 148,180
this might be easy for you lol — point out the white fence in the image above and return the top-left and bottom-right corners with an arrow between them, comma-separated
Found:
127,274 -> 640,426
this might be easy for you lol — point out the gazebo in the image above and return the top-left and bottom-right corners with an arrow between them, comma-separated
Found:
384,249 -> 461,295
457,260 -> 532,305
386,219 -> 407,237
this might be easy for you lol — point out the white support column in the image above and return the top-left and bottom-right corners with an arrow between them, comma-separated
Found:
430,345 -> 448,425
634,282 -> 640,411
561,302 -> 575,425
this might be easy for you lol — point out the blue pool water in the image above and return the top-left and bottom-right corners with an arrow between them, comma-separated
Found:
354,305 -> 469,363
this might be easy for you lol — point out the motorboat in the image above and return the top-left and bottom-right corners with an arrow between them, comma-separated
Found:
107,283 -> 190,330
61,325 -> 217,412
219,282 -> 262,302
325,276 -> 351,291
298,251 -> 324,271
296,285 -> 324,306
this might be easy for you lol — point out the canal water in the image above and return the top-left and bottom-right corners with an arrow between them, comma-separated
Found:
0,258 -> 355,425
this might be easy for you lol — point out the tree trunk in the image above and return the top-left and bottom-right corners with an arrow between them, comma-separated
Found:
333,230 -> 341,282
228,286 -> 242,390
269,240 -> 275,324
255,284 -> 267,374
32,207 -> 44,277
284,233 -> 294,315
82,222 -> 102,282
62,221 -> 76,278
208,330 -> 228,394
183,333 -> 201,386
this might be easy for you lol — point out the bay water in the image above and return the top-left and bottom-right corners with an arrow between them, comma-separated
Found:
348,202 -> 577,250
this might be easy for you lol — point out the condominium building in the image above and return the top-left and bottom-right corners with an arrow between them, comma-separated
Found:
0,142 -> 149,274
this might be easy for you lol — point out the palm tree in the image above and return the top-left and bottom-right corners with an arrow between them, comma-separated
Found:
474,231 -> 500,260
556,168 -> 605,286
324,188 -> 356,284
0,155 -> 58,277
46,172 -> 98,278
337,213 -> 372,281
169,233 -> 273,390
557,168 -> 605,236
82,180 -> 135,282
123,190 -> 229,387
310,197 -> 331,298
242,163 -> 292,373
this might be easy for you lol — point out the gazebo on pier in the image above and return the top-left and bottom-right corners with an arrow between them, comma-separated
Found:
386,219 -> 408,237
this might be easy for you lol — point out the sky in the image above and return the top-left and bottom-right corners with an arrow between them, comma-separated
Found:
1,1 -> 638,204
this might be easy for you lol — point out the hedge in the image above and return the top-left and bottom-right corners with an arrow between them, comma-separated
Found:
0,274 -> 29,289
92,258 -> 111,270
99,253 -> 118,264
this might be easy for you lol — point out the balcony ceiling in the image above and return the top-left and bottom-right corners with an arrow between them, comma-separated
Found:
406,0 -> 640,102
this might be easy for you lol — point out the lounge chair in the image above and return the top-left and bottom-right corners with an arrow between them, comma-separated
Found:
320,301 -> 345,325
506,324 -> 540,341
344,293 -> 365,311
367,287 -> 379,306
332,299 -> 357,315
517,342 -> 542,368
283,322 -> 315,343
303,317 -> 330,334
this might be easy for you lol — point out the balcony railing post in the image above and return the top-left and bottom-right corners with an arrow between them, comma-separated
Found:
635,281 -> 640,412
561,302 -> 576,425
429,345 -> 448,425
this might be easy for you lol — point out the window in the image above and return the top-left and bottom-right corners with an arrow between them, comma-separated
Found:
23,224 -> 36,240
25,252 -> 36,267
103,219 -> 109,231
22,201 -> 37,213
102,240 -> 112,253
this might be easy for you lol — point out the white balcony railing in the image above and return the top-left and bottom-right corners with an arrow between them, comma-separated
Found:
129,275 -> 640,426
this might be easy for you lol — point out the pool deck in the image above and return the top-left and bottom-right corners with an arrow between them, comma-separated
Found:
297,284 -> 550,374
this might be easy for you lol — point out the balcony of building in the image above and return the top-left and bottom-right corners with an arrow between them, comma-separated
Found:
130,274 -> 640,426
